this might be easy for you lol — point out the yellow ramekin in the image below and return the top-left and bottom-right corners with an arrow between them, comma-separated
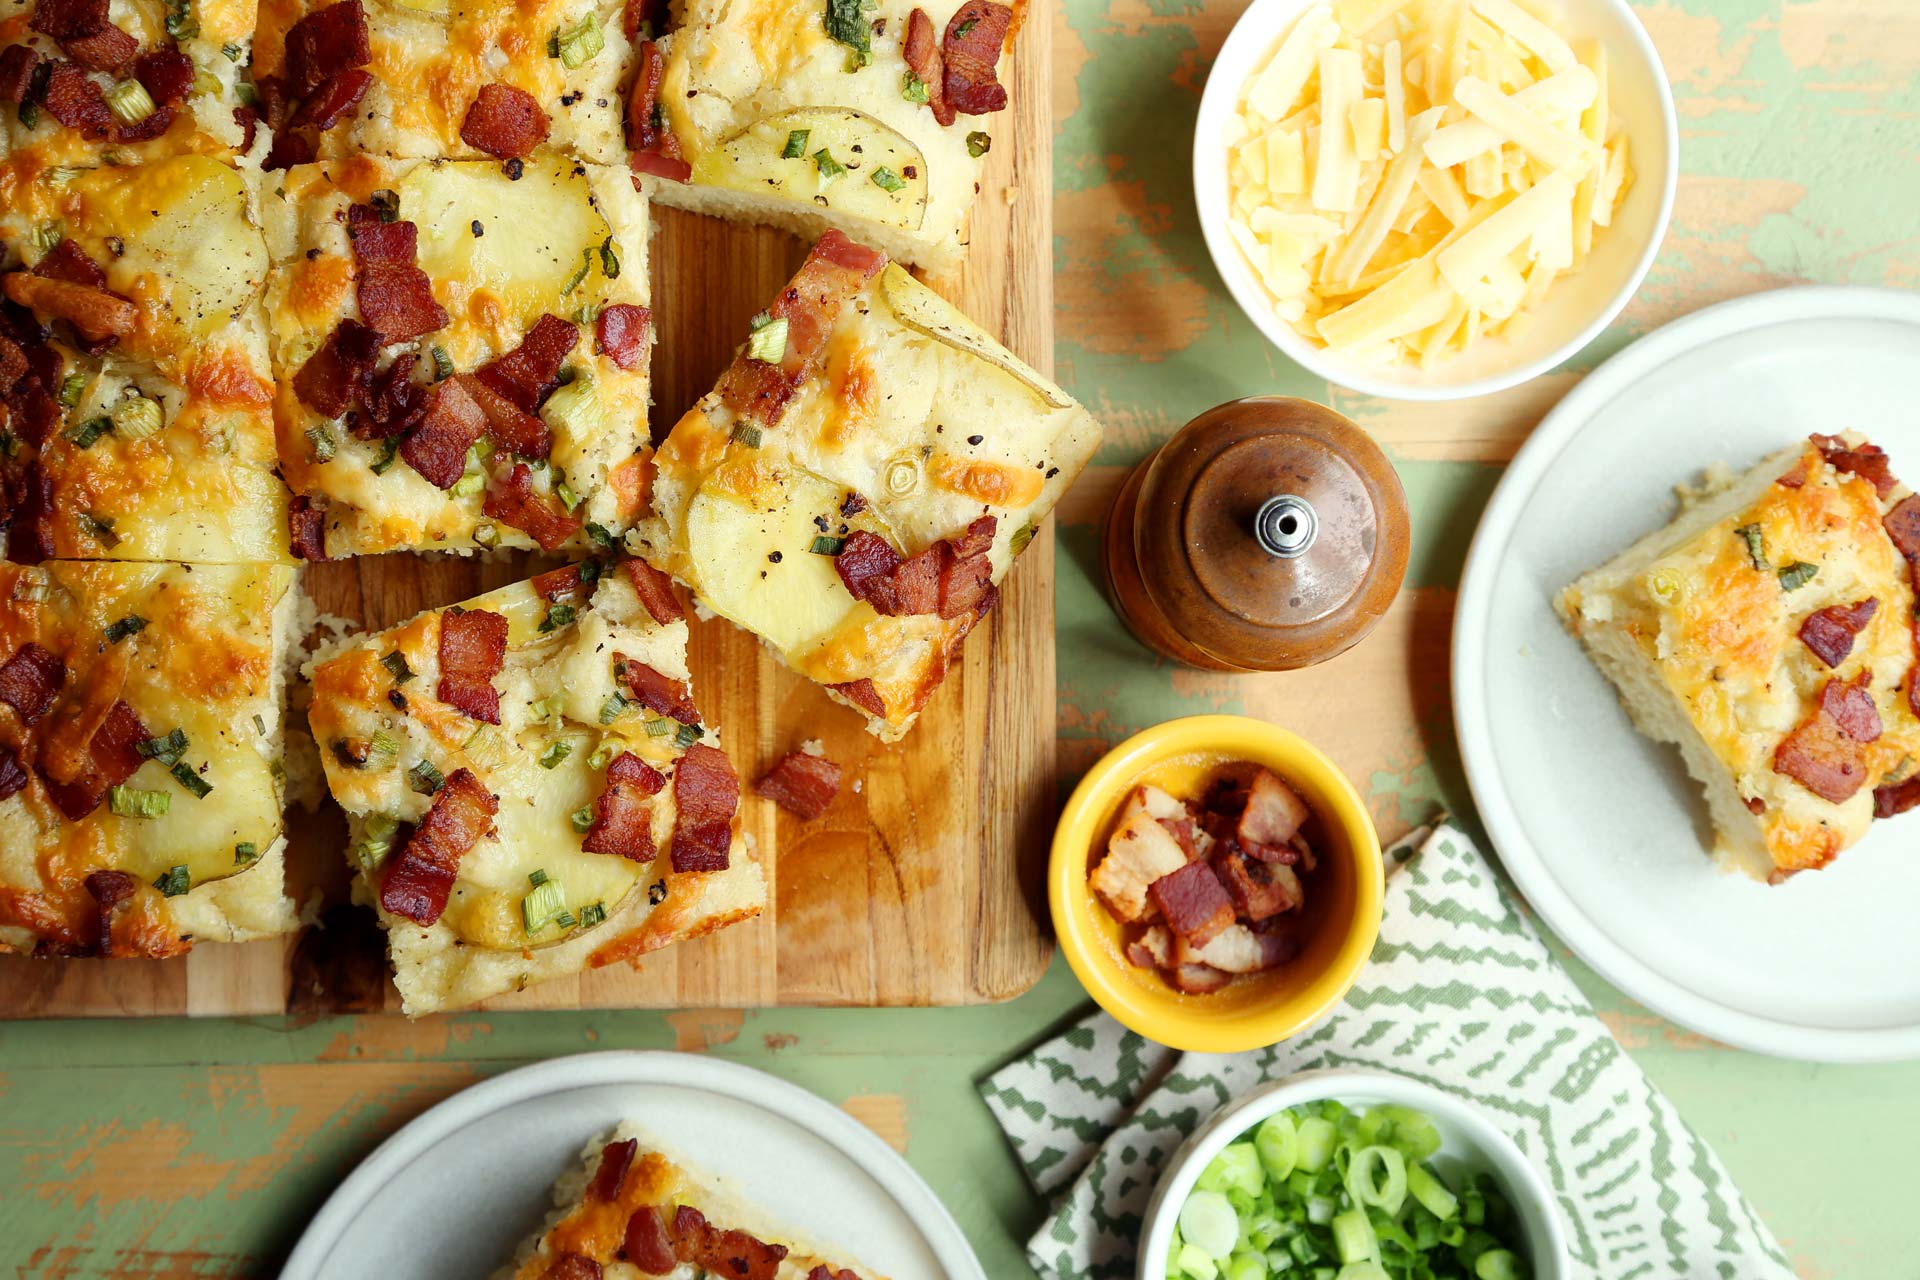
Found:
1050,715 -> 1384,1053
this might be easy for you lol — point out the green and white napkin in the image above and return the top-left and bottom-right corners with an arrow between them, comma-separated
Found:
980,823 -> 1794,1280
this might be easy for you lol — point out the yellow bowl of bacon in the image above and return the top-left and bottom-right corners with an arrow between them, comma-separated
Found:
1050,715 -> 1384,1053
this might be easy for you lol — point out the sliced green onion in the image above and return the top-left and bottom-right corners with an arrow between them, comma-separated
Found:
578,901 -> 607,928
307,424 -> 336,462
556,11 -> 603,67
109,784 -> 170,818
1407,1162 -> 1458,1220
539,603 -> 576,633
408,759 -> 446,795
542,375 -> 600,437
1196,1143 -> 1263,1198
585,521 -> 616,550
137,728 -> 188,767
451,469 -> 484,498
529,868 -> 550,887
368,189 -> 401,222
66,416 -> 113,448
870,166 -> 905,193
643,716 -> 673,738
12,568 -> 49,602
170,760 -> 212,797
523,876 -> 568,930
1473,1250 -> 1523,1280
370,437 -> 401,474
473,521 -> 499,547
78,512 -> 118,547
809,535 -> 845,556
431,345 -> 454,381
570,803 -> 596,832
782,128 -> 810,158
222,41 -> 243,60
1330,1208 -> 1376,1265
539,739 -> 573,769
901,71 -> 929,103
29,220 -> 63,256
368,730 -> 400,758
747,315 -> 789,364
253,713 -> 267,735
730,423 -> 763,448
1178,1189 -> 1238,1260
1778,561 -> 1818,591
58,373 -> 86,409
555,481 -> 582,512
352,814 -> 399,874
1294,1115 -> 1336,1172
561,246 -> 593,295
1344,1145 -> 1406,1216
1174,1243 -> 1218,1280
164,0 -> 196,39
1734,522 -> 1767,571
1253,1112 -> 1297,1182
104,79 -> 157,127
381,651 -> 415,684
813,148 -> 846,181
673,723 -> 701,748
587,742 -> 615,769
234,841 -> 259,865
966,130 -> 991,158
599,235 -> 620,280
153,864 -> 191,896
528,696 -> 561,721
1009,520 -> 1036,556
104,614 -> 148,643
598,692 -> 629,724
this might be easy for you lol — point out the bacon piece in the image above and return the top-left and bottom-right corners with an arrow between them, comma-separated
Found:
265,129 -> 316,171
1213,849 -> 1303,923
1824,676 -> 1881,743
829,678 -> 886,718
1885,496 -> 1920,561
622,0 -> 668,40
619,658 -> 699,725
400,377 -> 486,490
530,565 -> 583,602
474,313 -> 579,414
288,495 -> 328,561
596,303 -> 651,372
457,373 -> 549,459
284,0 -> 371,97
483,461 -> 581,551
1234,767 -> 1311,847
3,273 -> 136,345
253,74 -> 292,131
0,45 -> 41,104
233,103 -> 259,150
6,461 -> 58,563
1774,677 -> 1881,804
669,1205 -> 788,1280
938,544 -> 994,620
352,352 -> 426,439
436,607 -> 507,724
461,82 -> 549,159
37,699 -> 148,821
1131,921 -> 1233,994
717,231 -> 886,425
1176,920 -> 1303,974
541,1255 -> 601,1280
582,751 -> 665,862
1148,860 -> 1236,949
292,66 -> 372,130
623,1207 -> 677,1275
623,559 -> 684,625
113,99 -> 176,143
670,743 -> 738,873
1814,434 -> 1897,498
948,513 -> 997,560
889,543 -> 945,615
82,868 -> 136,956
1799,598 -> 1879,670
755,751 -> 841,820
626,40 -> 690,181
40,60 -> 116,137
587,1138 -> 636,1202
0,642 -> 65,723
0,335 -> 23,391
348,204 -> 449,342
380,767 -> 497,926
63,23 -> 136,73
941,0 -> 1013,116
904,7 -> 953,126
1875,774 -> 1920,819
0,747 -> 26,802
294,319 -> 382,418
834,531 -> 903,607
32,238 -> 107,289
1090,787 -> 1195,922
133,47 -> 195,106
29,0 -> 108,42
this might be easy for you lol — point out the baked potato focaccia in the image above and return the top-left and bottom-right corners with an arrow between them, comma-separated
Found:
251,0 -> 634,167
501,1124 -> 886,1280
1,154 -> 291,562
633,0 -> 1021,270
307,561 -> 763,1015
1559,434 -> 1920,881
645,231 -> 1099,740
263,153 -> 652,559
0,560 -> 299,957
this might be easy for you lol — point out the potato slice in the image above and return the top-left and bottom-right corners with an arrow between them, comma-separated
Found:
877,264 -> 1073,410
693,108 -> 930,233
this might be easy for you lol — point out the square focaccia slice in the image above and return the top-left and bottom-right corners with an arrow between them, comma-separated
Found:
307,560 -> 764,1015
635,0 -> 1020,271
643,231 -> 1100,741
0,154 -> 290,562
263,153 -> 653,559
0,0 -> 259,169
249,0 -> 632,167
1558,434 -> 1920,882
0,559 -> 300,958
498,1124 -> 889,1280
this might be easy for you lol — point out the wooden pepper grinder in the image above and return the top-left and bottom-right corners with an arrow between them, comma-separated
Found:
1103,397 -> 1411,672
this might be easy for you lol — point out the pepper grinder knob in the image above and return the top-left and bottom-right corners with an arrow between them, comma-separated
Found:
1254,494 -> 1317,559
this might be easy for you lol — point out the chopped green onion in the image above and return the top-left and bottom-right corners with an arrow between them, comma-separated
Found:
352,814 -> 399,874
1178,1190 -> 1238,1259
870,166 -> 906,193
170,760 -> 212,797
555,481 -> 582,512
234,841 -> 259,865
19,99 -> 38,130
222,41 -> 243,60
539,739 -> 573,769
252,713 -> 267,735
368,730 -> 400,758
578,901 -> 607,928
137,728 -> 189,767
370,437 -> 401,474
813,148 -> 846,181
730,423 -> 763,448
58,373 -> 86,409
451,469 -> 485,498
1253,1112 -> 1297,1181
673,723 -> 701,748
28,220 -> 63,256
1295,1114 -> 1336,1171
586,522 -> 616,549
104,79 -> 157,127
1010,520 -> 1036,556
555,11 -> 604,67
782,128 -> 810,158
369,189 -> 401,222
539,603 -> 576,633
1778,561 -> 1819,591
66,416 -> 113,448
78,512 -> 118,547
561,246 -> 593,295
542,375 -> 600,438
966,130 -> 991,158
1407,1162 -> 1458,1220
1344,1145 -> 1407,1216
381,651 -> 416,684
810,535 -> 845,556
643,716 -> 674,738
153,864 -> 190,896
1330,1207 -> 1376,1265
570,803 -> 596,832
1734,523 -> 1767,571
522,876 -> 566,930
824,0 -> 871,59
598,692 -> 629,724
473,521 -> 499,547
1196,1143 -> 1263,1198
104,614 -> 148,644
529,868 -> 550,887
587,742 -> 616,769
1473,1250 -> 1523,1280
528,696 -> 561,721
109,784 -> 170,818
431,345 -> 454,381
164,0 -> 196,38
747,315 -> 789,364
599,235 -> 620,279
902,71 -> 929,104
408,759 -> 446,794
307,424 -> 336,462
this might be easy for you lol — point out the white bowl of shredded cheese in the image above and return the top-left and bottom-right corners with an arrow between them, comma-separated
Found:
1195,0 -> 1676,401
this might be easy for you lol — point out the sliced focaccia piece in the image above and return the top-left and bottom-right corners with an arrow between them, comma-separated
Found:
0,559 -> 300,957
1558,433 -> 1920,881
499,1124 -> 888,1280
632,0 -> 1020,270
0,154 -> 290,562
642,231 -> 1099,741
0,0 -> 259,169
307,561 -> 763,1015
262,153 -> 652,559
249,0 -> 633,167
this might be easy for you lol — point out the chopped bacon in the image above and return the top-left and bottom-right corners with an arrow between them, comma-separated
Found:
113,99 -> 176,142
829,678 -> 886,718
1799,598 -> 1879,670
483,461 -> 581,551
265,129 -> 316,171
32,238 -> 107,289
948,513 -> 997,560
0,335 -> 23,389
1213,850 -> 1303,923
0,642 -> 65,723
37,699 -> 148,821
938,543 -> 994,620
834,531 -> 903,606
474,313 -> 579,414
812,231 -> 889,277
348,204 -> 449,342
619,658 -> 699,724
233,103 -> 259,151
3,273 -> 136,345
755,751 -> 841,820
941,0 -> 1013,116
457,373 -> 550,459
904,7 -> 953,126
0,747 -> 25,802
294,319 -> 382,418
596,303 -> 651,371
1148,860 -> 1236,949
541,1255 -> 601,1280
622,0 -> 668,40
283,0 -> 371,97
1774,677 -> 1880,804
670,743 -> 738,873
436,607 -> 507,724
6,461 -> 58,562
889,543 -> 945,615
288,495 -> 328,561
353,352 -> 427,439
460,82 -> 549,160
40,60 -> 116,138
133,47 -> 195,106
379,767 -> 497,926
1177,920 -> 1304,974
29,0 -> 108,42
623,559 -> 684,625
81,868 -> 136,956
1824,676 -> 1881,743
1875,774 -> 1920,819
669,1205 -> 789,1280
1885,496 -> 1920,561
588,1138 -> 637,1202
626,40 -> 690,181
400,376 -> 486,489
63,24 -> 136,73
838,518 -> 998,621
623,1207 -> 677,1275
254,74 -> 292,131
1814,434 -> 1898,498
582,751 -> 665,862
1234,767 -> 1311,847
530,565 -> 584,602
291,66 -> 372,130
716,231 -> 886,425
0,46 -> 40,105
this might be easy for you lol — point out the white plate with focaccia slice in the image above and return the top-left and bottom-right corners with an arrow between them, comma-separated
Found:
281,1051 -> 984,1280
1454,285 -> 1920,1062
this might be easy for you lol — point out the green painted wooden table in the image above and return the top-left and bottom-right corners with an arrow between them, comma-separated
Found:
4,1 -> 1918,1275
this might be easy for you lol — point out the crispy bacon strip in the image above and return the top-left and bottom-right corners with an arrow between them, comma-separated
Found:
1886,495 -> 1920,561
265,130 -> 316,172
353,352 -> 427,439
0,747 -> 27,802
461,82 -> 549,159
596,303 -> 651,372
81,868 -> 136,956
0,642 -> 66,724
474,313 -> 579,414
348,203 -> 449,342
622,0 -> 668,40
3,273 -> 135,345
587,1138 -> 637,1201
716,231 -> 886,425
1148,860 -> 1236,949
1213,850 -> 1302,923
29,0 -> 109,42
40,60 -> 116,138
0,46 -> 41,105
623,558 -> 684,625
457,373 -> 550,459
63,24 -> 136,73
483,461 -> 581,551
5,462 -> 58,563
283,0 -> 371,97
541,1255 -> 601,1280
1799,598 -> 1879,670
837,516 -> 998,621
400,377 -> 486,490
379,767 -> 497,926
1814,434 -> 1897,498
134,47 -> 194,106
1875,774 -> 1920,819
623,1207 -> 677,1275
1774,677 -> 1880,804
582,751 -> 665,862
530,564 -> 584,602
941,0 -> 1013,116
32,238 -> 107,289
37,699 -> 148,821
436,607 -> 507,724
939,515 -> 998,619
833,531 -> 903,607
294,319 -> 383,418
904,7 -> 953,126
291,66 -> 372,130
669,1205 -> 788,1280
829,678 -> 886,719
755,751 -> 841,820
670,743 -> 737,873
288,496 -> 328,561
626,40 -> 690,181
619,658 -> 699,725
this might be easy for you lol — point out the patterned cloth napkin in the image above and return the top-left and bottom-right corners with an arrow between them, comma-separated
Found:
979,823 -> 1795,1280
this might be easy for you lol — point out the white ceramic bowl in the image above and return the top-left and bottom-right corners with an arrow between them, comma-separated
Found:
1136,1068 -> 1570,1280
1193,0 -> 1678,401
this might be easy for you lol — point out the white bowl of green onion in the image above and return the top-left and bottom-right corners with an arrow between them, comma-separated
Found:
1138,1068 -> 1567,1280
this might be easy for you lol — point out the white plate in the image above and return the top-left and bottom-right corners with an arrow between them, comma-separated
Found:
1454,285 -> 1920,1063
281,1051 -> 985,1280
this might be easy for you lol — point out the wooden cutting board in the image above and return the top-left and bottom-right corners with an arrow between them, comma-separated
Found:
3,6 -> 1060,1017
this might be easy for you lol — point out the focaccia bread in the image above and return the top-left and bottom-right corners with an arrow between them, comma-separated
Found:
1,154 -> 291,562
250,0 -> 633,166
306,561 -> 764,1015
643,231 -> 1099,740
498,1124 -> 888,1280
0,559 -> 300,957
632,0 -> 1021,270
0,0 -> 258,169
262,153 -> 652,559
1558,434 -> 1920,881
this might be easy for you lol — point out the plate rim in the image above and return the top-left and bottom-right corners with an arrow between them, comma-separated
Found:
279,1049 -> 988,1280
1452,283 -> 1920,1064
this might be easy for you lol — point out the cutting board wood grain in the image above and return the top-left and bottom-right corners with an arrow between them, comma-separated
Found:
2,6 -> 1058,1017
